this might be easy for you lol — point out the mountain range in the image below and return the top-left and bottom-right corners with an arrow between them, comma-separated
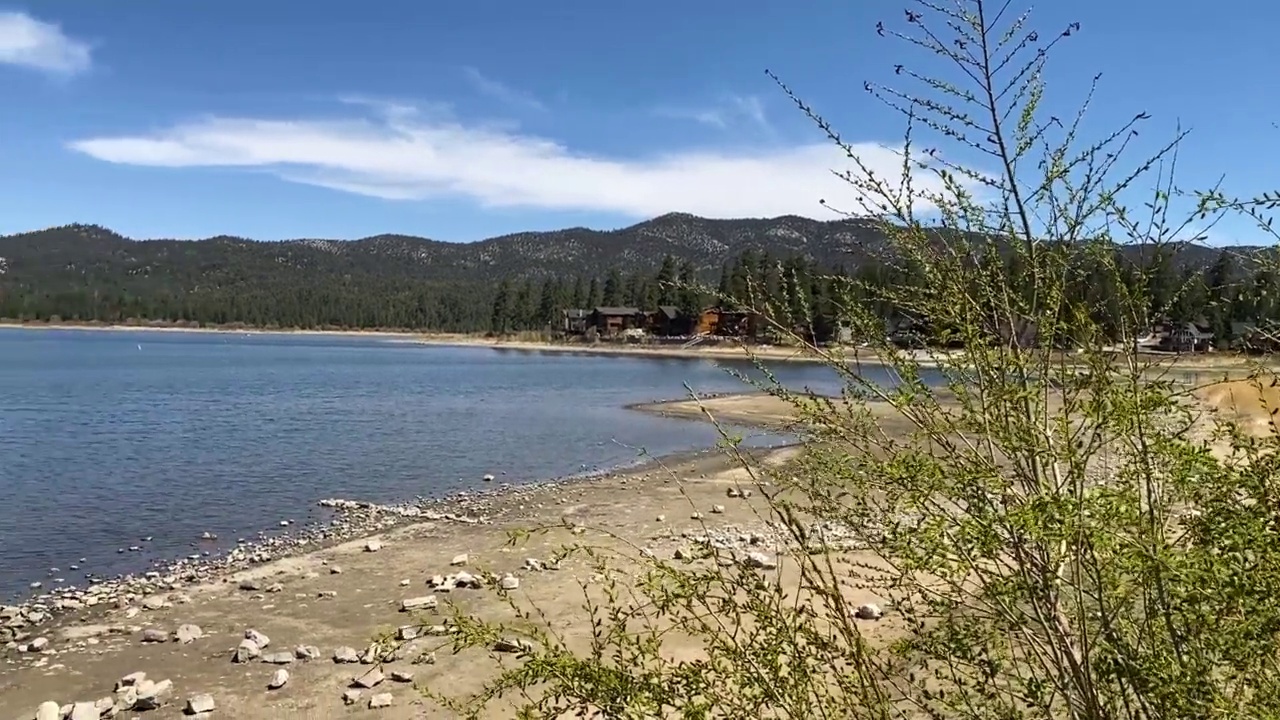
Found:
0,213 -> 1247,290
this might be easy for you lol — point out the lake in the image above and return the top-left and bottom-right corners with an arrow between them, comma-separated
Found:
0,329 -> 875,598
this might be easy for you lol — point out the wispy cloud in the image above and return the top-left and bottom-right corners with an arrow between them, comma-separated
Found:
462,67 -> 547,113
0,11 -> 91,75
654,94 -> 772,131
67,101 -> 964,219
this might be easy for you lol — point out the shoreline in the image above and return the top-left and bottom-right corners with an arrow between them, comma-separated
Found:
1,391 -> 789,620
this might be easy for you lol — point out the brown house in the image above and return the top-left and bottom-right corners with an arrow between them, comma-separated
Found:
695,307 -> 757,338
590,307 -> 646,335
646,306 -> 686,336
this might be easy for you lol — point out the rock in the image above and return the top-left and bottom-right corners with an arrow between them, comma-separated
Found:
294,644 -> 321,660
690,512 -> 704,520
342,689 -> 362,705
352,667 -> 384,688
316,590 -> 337,599
398,579 -> 410,586
261,651 -> 294,664
333,646 -> 360,663
245,628 -> 270,647
412,651 -> 437,665
232,639 -> 261,663
389,670 -> 414,682
742,552 -> 778,570
69,702 -> 99,720
141,596 -> 167,610
368,692 -> 394,708
238,580 -> 261,591
453,571 -> 481,588
266,583 -> 284,593
185,693 -> 216,714
174,624 -> 203,644
365,540 -> 382,552
35,702 -> 60,720
329,566 -> 343,575
140,628 -> 167,643
358,644 -> 381,664
522,558 -> 544,571
396,626 -> 419,641
114,685 -> 138,710
27,636 -> 48,651
116,671 -> 147,690
710,504 -> 726,514
134,678 -> 172,710
400,595 -> 437,612
268,668 -> 289,689
482,473 -> 495,482
854,603 -> 884,620
493,637 -> 532,653
499,573 -> 520,590
450,553 -> 468,566
727,487 -> 741,498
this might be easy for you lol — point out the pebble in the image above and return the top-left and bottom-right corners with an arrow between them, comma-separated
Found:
134,678 -> 173,710
389,670 -> 414,682
238,580 -> 262,591
369,692 -> 394,708
185,694 -> 216,714
854,603 -> 884,620
352,667 -> 384,688
175,624 -> 203,643
268,668 -> 290,689
400,595 -> 437,611
499,573 -> 520,590
450,553 -> 469,566
333,646 -> 360,663
710,504 -> 726,514
329,566 -> 343,575
493,637 -> 532,653
233,639 -> 261,663
294,644 -> 321,660
742,552 -> 778,570
364,540 -> 382,552
140,628 -> 168,643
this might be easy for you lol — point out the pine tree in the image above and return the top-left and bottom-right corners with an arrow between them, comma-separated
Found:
602,268 -> 624,306
490,279 -> 513,334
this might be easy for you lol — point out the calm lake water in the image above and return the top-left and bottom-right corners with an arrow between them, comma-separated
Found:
0,329 -> 867,598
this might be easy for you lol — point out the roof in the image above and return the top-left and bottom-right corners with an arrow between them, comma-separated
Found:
656,305 -> 679,319
563,308 -> 590,318
593,306 -> 642,316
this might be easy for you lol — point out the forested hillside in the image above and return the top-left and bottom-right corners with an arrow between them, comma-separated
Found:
0,216 -> 1269,335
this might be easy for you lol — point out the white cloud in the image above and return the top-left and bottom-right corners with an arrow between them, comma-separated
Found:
0,11 -> 91,75
654,94 -> 771,131
67,102 -> 960,219
462,67 -> 546,113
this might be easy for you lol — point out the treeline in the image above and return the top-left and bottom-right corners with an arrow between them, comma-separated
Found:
490,250 -> 854,341
0,283 -> 491,332
3,241 -> 1278,340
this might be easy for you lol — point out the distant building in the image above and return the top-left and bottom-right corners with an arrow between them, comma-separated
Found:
590,307 -> 647,336
561,308 -> 591,335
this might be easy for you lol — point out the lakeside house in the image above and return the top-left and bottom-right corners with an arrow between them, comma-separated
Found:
558,305 -> 759,339
1137,319 -> 1216,353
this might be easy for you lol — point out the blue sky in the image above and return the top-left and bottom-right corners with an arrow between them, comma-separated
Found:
0,0 -> 1274,243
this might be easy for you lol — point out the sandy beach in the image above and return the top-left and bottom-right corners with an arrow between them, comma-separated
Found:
0,393 -> 829,720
